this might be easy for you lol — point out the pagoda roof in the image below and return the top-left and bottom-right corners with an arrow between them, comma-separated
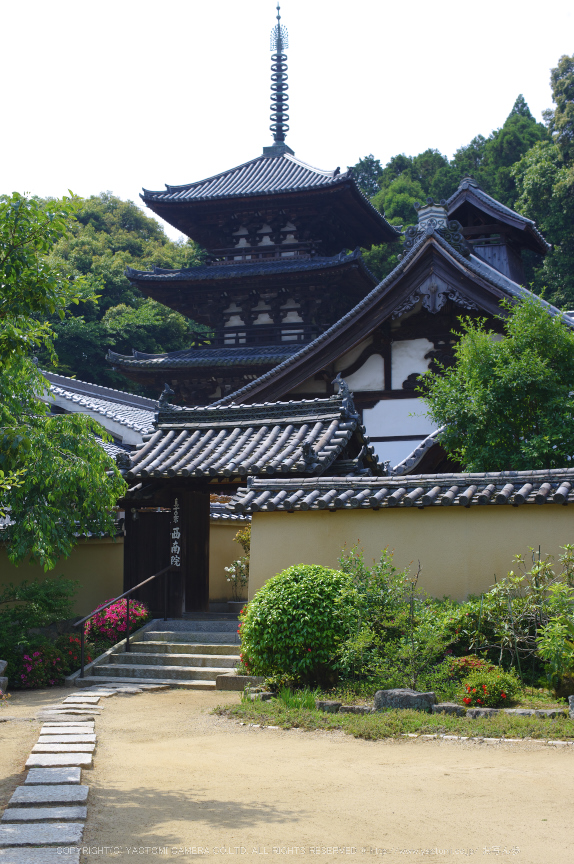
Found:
144,153 -> 362,202
213,229 -> 571,406
126,248 -> 373,285
121,392 -> 380,483
447,177 -> 550,255
141,152 -> 399,249
107,343 -> 303,371
230,467 -> 574,513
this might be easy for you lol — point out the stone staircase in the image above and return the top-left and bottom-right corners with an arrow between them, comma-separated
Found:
74,618 -> 241,689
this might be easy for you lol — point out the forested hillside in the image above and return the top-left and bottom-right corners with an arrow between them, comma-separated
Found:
353,53 -> 574,306
37,194 -> 209,394
35,53 -> 573,393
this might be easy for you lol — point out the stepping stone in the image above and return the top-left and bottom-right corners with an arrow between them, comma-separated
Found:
37,713 -> 98,721
25,753 -> 92,769
38,735 -> 96,744
25,768 -> 82,786
40,727 -> 94,736
115,689 -> 142,696
32,743 -> 95,754
0,822 -> 83,846
2,806 -> 87,822
63,696 -> 100,703
11,786 -> 88,805
41,722 -> 94,729
0,850 -> 79,864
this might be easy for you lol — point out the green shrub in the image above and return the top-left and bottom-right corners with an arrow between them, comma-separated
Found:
462,668 -> 521,708
239,564 -> 359,685
537,616 -> 574,696
0,576 -> 79,689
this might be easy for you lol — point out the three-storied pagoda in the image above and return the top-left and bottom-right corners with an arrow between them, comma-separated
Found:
108,5 -> 398,404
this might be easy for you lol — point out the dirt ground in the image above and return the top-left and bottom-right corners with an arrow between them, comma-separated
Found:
1,688 -> 574,864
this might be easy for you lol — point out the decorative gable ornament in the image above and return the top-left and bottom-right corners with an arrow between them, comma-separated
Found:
391,273 -> 478,320
400,198 -> 471,259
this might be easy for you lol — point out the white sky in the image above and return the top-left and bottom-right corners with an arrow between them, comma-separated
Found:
2,0 -> 572,240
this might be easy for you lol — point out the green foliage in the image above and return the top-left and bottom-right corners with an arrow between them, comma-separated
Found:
275,686 -> 320,710
447,655 -> 495,680
0,355 -> 126,568
0,576 -> 79,688
238,564 -> 360,685
421,297 -> 574,471
462,668 -> 520,708
537,617 -> 574,696
348,154 -> 384,198
545,54 -> 574,163
0,192 -> 96,363
37,192 -> 209,393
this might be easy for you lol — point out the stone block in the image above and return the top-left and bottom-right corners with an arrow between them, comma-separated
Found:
432,703 -> 466,717
2,806 -> 87,822
0,850 -> 79,864
11,786 -> 88,805
535,709 -> 567,718
374,689 -> 437,712
24,768 -> 82,786
216,673 -> 265,691
569,695 -> 574,719
503,709 -> 535,716
466,708 -> 499,718
0,822 -> 83,846
38,735 -> 96,744
315,700 -> 341,713
0,678 -> 7,694
249,692 -> 274,701
339,705 -> 373,715
32,743 -> 95,753
0,660 -> 7,675
63,696 -> 100,703
25,753 -> 92,769
41,723 -> 94,731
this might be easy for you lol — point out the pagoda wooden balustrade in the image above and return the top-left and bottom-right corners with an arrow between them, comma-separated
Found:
214,323 -> 319,347
74,565 -> 172,680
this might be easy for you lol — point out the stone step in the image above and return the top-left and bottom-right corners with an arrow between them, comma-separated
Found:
0,849 -> 80,864
137,641 -> 241,656
143,631 -> 240,644
147,619 -> 239,632
10,785 -> 89,805
108,652 -> 238,668
1,806 -> 87,822
25,754 -> 93,769
73,674 -> 216,690
0,823 -> 83,847
24,769 -> 82,786
93,663 -> 228,681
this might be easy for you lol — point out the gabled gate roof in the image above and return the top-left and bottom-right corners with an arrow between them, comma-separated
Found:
121,390 -> 380,482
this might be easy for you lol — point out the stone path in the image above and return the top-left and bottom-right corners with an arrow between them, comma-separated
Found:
0,682 -> 168,863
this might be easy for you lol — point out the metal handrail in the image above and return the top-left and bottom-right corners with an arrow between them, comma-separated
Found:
74,564 -> 172,680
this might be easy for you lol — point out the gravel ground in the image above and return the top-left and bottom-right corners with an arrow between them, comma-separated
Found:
1,688 -> 573,863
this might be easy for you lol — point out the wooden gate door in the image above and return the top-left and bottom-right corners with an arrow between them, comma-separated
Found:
123,509 -> 184,618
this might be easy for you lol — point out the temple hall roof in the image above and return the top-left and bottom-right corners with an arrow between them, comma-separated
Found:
447,177 -> 550,255
121,392 -> 380,482
212,228 -> 572,407
43,371 -> 156,440
230,468 -> 574,513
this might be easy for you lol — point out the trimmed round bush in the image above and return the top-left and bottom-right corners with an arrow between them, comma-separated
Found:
239,565 -> 359,684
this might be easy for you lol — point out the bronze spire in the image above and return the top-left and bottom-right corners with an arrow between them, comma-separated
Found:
264,3 -> 294,156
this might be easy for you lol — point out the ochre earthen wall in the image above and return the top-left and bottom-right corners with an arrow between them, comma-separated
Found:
249,506 -> 574,601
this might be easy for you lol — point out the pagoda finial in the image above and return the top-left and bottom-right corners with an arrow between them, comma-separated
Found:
266,2 -> 291,153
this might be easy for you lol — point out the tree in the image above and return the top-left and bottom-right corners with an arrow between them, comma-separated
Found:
544,54 -> 574,163
348,154 -> 384,198
421,298 -> 574,472
0,193 -> 92,361
0,194 -> 126,568
513,56 -> 574,305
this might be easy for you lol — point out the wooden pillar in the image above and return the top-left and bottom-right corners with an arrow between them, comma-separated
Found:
178,489 -> 210,613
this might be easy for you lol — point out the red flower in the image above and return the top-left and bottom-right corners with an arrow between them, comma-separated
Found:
501,692 -> 506,699
463,697 -> 471,705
